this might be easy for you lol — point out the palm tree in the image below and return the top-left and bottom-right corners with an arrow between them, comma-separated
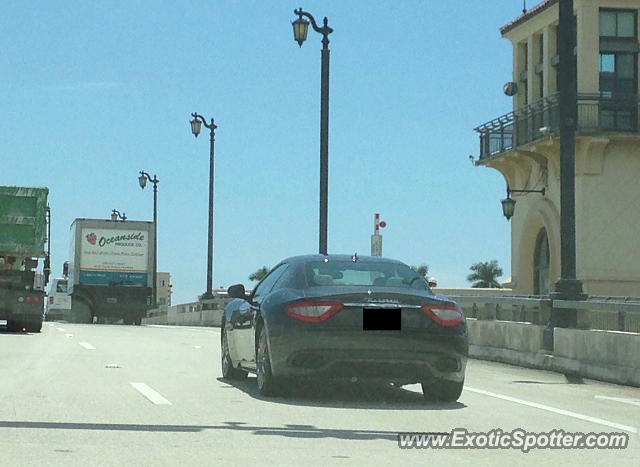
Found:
467,260 -> 503,288
411,264 -> 429,279
248,266 -> 269,282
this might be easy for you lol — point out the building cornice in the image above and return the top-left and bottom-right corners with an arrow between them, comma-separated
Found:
500,0 -> 559,36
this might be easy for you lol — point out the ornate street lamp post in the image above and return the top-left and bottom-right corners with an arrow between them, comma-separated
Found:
292,8 -> 333,255
139,171 -> 159,307
551,0 -> 586,322
111,209 -> 127,222
190,112 -> 217,300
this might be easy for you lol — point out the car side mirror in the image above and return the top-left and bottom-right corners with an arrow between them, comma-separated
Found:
227,284 -> 247,299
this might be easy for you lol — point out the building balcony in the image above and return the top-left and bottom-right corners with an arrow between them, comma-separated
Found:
474,93 -> 640,160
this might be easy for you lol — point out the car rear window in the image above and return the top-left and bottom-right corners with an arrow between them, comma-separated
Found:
305,260 -> 428,290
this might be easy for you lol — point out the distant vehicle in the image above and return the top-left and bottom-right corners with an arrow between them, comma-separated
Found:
66,219 -> 155,325
44,277 -> 71,321
221,254 -> 468,401
0,186 -> 51,332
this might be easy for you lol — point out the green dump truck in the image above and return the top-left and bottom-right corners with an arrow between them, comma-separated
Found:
0,186 -> 50,332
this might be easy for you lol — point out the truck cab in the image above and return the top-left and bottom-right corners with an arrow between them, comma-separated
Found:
45,277 -> 71,321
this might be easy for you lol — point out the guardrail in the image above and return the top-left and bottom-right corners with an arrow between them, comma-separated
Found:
447,293 -> 640,333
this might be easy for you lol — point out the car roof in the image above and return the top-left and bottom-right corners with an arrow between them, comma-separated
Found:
278,254 -> 407,266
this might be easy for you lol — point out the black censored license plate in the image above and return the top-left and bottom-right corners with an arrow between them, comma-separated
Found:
363,308 -> 401,331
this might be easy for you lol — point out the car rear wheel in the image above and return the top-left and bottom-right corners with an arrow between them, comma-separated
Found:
256,325 -> 279,396
421,379 -> 464,402
221,325 -> 247,380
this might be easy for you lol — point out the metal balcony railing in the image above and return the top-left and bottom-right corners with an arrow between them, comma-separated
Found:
474,93 -> 640,160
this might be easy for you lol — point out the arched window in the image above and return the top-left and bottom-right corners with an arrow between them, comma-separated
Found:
534,229 -> 550,295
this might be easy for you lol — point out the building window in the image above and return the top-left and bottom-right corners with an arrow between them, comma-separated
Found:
599,10 -> 637,130
536,33 -> 544,99
518,41 -> 529,107
534,229 -> 550,295
599,15 -> 637,130
600,10 -> 636,38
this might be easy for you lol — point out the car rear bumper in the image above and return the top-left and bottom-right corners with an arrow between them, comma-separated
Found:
267,324 -> 468,384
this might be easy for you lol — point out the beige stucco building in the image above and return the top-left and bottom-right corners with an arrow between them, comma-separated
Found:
475,0 -> 640,296
157,272 -> 171,306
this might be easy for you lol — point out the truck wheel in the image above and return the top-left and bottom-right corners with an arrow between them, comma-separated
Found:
134,317 -> 142,325
72,300 -> 92,324
25,318 -> 43,333
7,320 -> 23,332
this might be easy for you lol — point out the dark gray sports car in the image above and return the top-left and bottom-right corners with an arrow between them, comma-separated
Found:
221,254 -> 468,401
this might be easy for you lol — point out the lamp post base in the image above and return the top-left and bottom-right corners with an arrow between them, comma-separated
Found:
551,278 -> 587,301
200,292 -> 214,300
544,278 -> 587,350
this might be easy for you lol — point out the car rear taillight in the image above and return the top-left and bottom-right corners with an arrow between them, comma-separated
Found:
421,303 -> 464,326
285,300 -> 343,323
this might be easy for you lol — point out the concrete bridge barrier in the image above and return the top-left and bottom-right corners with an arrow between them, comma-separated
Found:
143,301 -> 224,327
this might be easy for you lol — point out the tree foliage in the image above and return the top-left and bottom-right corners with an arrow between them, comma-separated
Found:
466,260 -> 503,288
249,266 -> 269,282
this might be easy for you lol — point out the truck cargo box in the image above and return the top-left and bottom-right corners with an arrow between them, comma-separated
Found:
0,186 -> 49,256
68,218 -> 155,293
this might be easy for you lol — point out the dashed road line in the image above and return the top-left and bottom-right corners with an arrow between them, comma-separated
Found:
78,342 -> 96,350
595,395 -> 640,407
130,383 -> 172,405
465,386 -> 637,434
57,328 -> 65,332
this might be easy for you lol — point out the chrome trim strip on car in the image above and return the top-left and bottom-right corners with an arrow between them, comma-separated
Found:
342,302 -> 421,309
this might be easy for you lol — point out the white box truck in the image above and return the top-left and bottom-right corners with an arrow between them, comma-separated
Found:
67,218 -> 155,325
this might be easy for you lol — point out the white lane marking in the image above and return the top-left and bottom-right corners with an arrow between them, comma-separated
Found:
57,328 -> 65,332
194,345 -> 202,349
130,383 -> 172,405
66,333 -> 74,338
595,395 -> 640,407
465,386 -> 638,434
49,323 -> 55,327
147,324 -> 220,333
78,342 -> 96,350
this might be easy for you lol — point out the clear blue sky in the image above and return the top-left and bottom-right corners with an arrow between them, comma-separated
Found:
1,0 -> 524,304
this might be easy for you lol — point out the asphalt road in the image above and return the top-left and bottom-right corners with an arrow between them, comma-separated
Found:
1,323 -> 638,466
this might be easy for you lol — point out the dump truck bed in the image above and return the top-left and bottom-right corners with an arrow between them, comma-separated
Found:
0,186 -> 49,257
